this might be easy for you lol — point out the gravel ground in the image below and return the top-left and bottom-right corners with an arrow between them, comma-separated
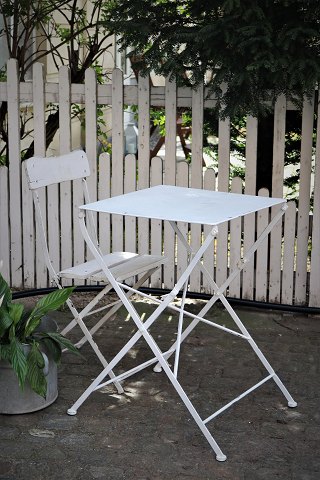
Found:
0,293 -> 319,479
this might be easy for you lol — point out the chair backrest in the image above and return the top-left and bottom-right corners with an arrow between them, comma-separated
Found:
24,150 -> 90,189
24,150 -> 94,281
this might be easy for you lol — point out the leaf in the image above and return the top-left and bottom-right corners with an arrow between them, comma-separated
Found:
8,323 -> 16,342
0,308 -> 13,337
25,287 -> 74,337
9,338 -> 28,389
8,303 -> 24,325
44,332 -> 83,357
23,316 -> 42,339
0,274 -> 22,339
0,273 -> 12,307
26,343 -> 47,398
0,343 -> 12,361
40,337 -> 62,364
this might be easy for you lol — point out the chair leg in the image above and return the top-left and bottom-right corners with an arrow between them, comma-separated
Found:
65,298 -> 124,394
60,284 -> 113,337
74,267 -> 160,348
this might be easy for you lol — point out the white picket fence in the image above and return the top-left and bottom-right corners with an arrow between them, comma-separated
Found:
0,59 -> 319,307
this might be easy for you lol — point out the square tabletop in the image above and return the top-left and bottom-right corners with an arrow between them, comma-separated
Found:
80,185 -> 286,226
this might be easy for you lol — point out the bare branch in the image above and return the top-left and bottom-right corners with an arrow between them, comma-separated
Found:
0,2 -> 14,54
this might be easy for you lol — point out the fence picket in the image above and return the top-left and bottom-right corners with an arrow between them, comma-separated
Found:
124,154 -> 137,286
216,115 -> 230,288
47,181 -> 60,276
59,66 -> 72,282
176,161 -> 190,288
282,201 -> 296,304
269,95 -> 286,302
0,167 -> 10,280
295,96 -> 314,304
32,62 -> 47,287
84,68 -> 98,271
111,69 -> 124,251
85,68 -> 98,203
309,102 -> 320,307
203,168 -> 216,294
150,156 -> 164,287
72,175 -> 86,285
138,73 -> 150,258
21,168 -> 34,287
72,168 -> 86,283
243,115 -> 258,299
190,85 -> 204,292
47,68 -> 67,279
138,73 -> 150,189
229,176 -> 242,298
164,77 -> 177,185
163,77 -> 177,288
255,188 -> 269,301
98,153 -> 111,254
124,154 -> 137,252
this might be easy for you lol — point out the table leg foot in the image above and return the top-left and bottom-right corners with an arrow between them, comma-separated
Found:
153,363 -> 162,373
216,453 -> 227,462
67,408 -> 77,416
288,400 -> 297,408
116,383 -> 125,394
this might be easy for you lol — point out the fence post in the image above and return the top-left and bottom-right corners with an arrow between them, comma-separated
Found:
7,59 -> 23,287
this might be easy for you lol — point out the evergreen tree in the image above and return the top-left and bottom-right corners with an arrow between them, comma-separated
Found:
105,0 -> 320,118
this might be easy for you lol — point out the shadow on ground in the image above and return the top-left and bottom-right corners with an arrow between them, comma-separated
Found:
1,294 -> 319,479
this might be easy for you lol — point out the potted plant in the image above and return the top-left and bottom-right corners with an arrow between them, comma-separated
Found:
0,272 -> 81,414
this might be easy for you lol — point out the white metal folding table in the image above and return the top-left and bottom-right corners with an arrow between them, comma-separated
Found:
68,185 -> 297,461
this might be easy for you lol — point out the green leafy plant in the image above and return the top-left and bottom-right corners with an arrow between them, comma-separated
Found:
0,0 -> 114,164
0,273 -> 81,398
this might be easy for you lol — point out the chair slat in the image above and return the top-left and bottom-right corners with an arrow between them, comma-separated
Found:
25,150 -> 90,189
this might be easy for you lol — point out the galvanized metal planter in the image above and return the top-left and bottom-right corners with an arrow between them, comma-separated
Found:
0,317 -> 58,414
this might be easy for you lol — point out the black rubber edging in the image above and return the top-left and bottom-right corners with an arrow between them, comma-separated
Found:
12,285 -> 320,315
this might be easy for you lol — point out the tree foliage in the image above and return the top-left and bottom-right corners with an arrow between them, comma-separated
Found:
105,0 -> 320,118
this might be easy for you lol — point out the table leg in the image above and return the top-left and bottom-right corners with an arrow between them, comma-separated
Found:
153,213 -> 297,408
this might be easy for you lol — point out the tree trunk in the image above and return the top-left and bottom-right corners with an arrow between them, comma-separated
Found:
23,110 -> 60,159
256,113 -> 274,195
23,63 -> 88,160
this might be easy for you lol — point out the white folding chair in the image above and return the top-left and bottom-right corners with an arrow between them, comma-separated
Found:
24,150 -> 166,394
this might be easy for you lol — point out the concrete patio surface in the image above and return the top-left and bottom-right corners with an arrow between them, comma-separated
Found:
0,293 -> 319,479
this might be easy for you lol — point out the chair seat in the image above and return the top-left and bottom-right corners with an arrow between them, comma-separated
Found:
59,252 -> 166,282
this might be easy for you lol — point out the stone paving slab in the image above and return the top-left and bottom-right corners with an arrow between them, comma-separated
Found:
0,294 -> 319,479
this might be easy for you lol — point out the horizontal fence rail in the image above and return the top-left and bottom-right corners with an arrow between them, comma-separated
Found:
0,60 -> 319,308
